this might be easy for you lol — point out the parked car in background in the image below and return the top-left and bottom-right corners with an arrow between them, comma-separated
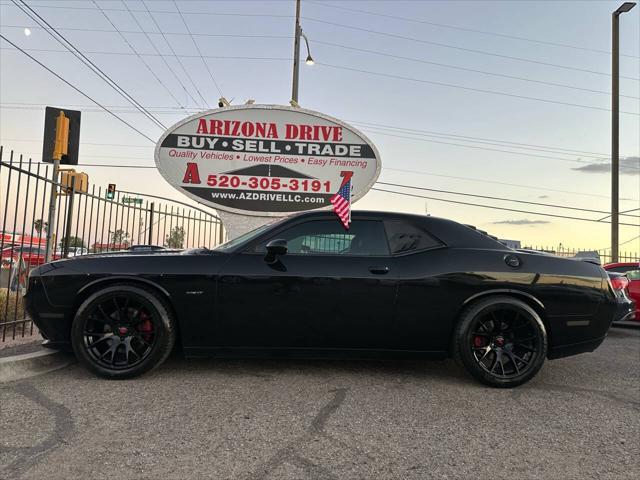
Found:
604,262 -> 640,322
606,271 -> 636,323
55,247 -> 89,258
1,245 -> 59,267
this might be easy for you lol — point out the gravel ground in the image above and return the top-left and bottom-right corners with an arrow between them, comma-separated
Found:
1,327 -> 638,480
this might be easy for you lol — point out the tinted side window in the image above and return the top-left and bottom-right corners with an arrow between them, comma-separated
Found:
257,220 -> 389,256
384,220 -> 442,254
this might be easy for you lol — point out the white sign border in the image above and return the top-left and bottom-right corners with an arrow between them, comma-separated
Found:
154,104 -> 382,218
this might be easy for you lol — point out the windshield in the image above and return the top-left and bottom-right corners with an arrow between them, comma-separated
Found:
214,217 -> 287,252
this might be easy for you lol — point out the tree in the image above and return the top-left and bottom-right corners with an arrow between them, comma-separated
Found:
58,236 -> 85,249
165,226 -> 185,249
33,219 -> 48,235
110,229 -> 130,246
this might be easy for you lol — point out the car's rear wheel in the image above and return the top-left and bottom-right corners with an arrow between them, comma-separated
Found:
71,284 -> 175,379
453,296 -> 547,388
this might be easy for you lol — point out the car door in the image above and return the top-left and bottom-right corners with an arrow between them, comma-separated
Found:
214,218 -> 397,350
380,219 -> 450,351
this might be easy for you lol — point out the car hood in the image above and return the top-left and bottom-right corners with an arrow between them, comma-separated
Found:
34,249 -> 229,276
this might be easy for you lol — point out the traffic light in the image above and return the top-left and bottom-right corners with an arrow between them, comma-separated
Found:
106,184 -> 116,200
53,111 -> 69,161
42,107 -> 81,165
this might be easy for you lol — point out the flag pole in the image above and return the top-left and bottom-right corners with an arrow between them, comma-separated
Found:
348,182 -> 353,225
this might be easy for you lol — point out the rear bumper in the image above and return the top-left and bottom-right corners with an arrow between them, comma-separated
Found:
548,334 -> 607,359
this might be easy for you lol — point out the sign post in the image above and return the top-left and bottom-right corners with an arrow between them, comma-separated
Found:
154,104 -> 381,239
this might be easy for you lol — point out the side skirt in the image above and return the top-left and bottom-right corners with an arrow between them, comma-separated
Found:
183,346 -> 449,360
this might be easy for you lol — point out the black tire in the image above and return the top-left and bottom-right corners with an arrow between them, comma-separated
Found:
71,284 -> 176,379
453,296 -> 547,388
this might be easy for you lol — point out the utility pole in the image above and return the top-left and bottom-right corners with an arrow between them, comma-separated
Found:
611,2 -> 636,263
291,0 -> 302,104
290,0 -> 314,105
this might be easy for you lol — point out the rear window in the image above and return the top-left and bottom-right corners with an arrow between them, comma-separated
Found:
384,220 -> 442,254
608,265 -> 640,280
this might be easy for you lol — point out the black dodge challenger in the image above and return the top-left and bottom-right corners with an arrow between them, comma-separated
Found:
25,211 -> 621,387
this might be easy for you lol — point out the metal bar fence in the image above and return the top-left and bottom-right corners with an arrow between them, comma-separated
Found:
522,245 -> 640,264
0,149 -> 224,342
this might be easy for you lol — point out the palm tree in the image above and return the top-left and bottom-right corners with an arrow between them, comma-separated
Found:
33,219 -> 48,235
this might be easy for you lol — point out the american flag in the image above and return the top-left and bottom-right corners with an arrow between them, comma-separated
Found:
330,177 -> 352,229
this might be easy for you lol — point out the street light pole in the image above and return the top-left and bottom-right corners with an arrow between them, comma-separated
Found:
611,2 -> 635,263
291,0 -> 302,104
290,0 -> 314,105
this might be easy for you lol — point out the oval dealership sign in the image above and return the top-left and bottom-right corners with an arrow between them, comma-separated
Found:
154,104 -> 381,216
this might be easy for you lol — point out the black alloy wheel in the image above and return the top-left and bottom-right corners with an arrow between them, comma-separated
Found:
71,284 -> 175,379
453,296 -> 547,388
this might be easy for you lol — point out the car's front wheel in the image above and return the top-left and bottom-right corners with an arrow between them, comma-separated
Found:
453,296 -> 547,388
71,284 -> 176,379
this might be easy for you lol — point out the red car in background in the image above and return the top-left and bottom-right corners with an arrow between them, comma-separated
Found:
1,245 -> 60,268
605,262 -> 640,322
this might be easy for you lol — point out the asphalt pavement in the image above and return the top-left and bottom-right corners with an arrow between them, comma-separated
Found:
1,327 -> 639,480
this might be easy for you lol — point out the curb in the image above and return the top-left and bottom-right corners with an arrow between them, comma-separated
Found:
612,320 -> 640,329
0,349 -> 76,383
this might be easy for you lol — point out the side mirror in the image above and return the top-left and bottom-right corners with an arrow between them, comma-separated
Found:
264,239 -> 287,264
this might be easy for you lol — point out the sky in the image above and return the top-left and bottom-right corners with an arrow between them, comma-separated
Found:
0,0 -> 639,252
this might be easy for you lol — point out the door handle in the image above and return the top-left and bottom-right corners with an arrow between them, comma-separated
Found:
369,266 -> 390,274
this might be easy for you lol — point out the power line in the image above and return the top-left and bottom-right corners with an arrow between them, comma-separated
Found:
382,167 -> 638,202
3,23 -> 638,101
10,0 -> 167,130
375,181 -> 640,218
5,101 -> 637,171
6,0 -> 638,63
0,44 -> 292,60
6,152 -> 636,218
141,0 -> 208,108
1,137 -> 153,148
316,62 -> 640,116
173,0 -> 224,98
349,120 -> 612,158
121,1 -> 201,108
0,23 -> 293,40
0,2 -> 294,18
0,34 -> 156,143
92,0 -> 185,109
0,100 -> 616,161
371,187 -> 640,227
307,0 -> 640,60
304,17 -> 640,81
313,40 -> 639,100
362,128 -> 640,173
2,136 -> 634,202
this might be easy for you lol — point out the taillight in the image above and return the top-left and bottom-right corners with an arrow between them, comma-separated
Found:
610,275 -> 629,293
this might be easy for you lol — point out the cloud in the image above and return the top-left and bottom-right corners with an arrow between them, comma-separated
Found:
572,156 -> 640,175
492,219 -> 551,225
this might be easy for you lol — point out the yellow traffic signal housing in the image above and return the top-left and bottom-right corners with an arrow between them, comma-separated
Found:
42,107 -> 81,165
52,111 -> 70,161
59,169 -> 89,194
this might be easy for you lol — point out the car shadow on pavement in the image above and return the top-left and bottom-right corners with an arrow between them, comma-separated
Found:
152,353 -> 471,385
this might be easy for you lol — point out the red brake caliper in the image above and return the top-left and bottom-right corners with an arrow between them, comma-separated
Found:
137,312 -> 153,342
473,336 -> 486,348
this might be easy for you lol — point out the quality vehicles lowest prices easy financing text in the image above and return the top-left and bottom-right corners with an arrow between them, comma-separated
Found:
24,211 -> 625,388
